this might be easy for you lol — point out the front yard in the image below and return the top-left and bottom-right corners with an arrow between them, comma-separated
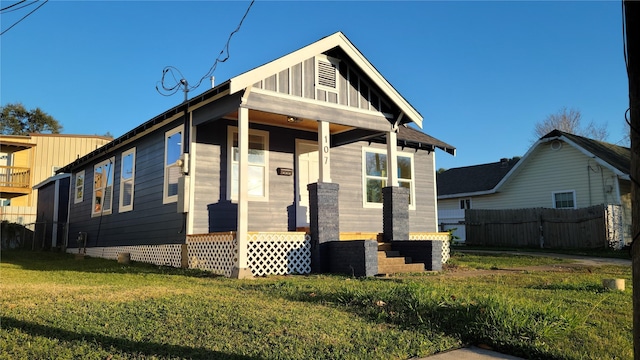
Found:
0,250 -> 632,360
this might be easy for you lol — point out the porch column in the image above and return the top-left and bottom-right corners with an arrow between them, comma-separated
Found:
231,105 -> 252,279
319,121 -> 331,182
308,182 -> 339,273
383,129 -> 409,242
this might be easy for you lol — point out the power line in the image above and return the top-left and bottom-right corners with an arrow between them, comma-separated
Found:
1,0 -> 38,14
0,0 -> 27,12
1,0 -> 48,36
156,0 -> 255,98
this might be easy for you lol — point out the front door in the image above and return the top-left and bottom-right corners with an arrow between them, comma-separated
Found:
296,140 -> 319,228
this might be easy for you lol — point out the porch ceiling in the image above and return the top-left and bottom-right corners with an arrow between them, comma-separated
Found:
224,109 -> 354,134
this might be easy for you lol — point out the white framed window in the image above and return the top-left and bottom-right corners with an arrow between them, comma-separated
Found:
552,190 -> 576,209
362,147 -> 415,210
92,157 -> 115,216
164,126 -> 183,204
460,198 -> 472,209
119,147 -> 136,212
74,170 -> 85,204
227,126 -> 269,202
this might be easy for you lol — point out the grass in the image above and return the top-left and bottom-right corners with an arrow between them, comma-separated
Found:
0,249 -> 632,360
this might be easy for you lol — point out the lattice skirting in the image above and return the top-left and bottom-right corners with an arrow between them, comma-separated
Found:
247,233 -> 311,276
66,244 -> 183,267
408,232 -> 450,264
187,233 -> 237,277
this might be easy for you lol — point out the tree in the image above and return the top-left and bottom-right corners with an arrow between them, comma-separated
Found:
533,107 -> 608,141
0,103 -> 62,135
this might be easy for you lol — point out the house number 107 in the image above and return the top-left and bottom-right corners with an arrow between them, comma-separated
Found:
323,136 -> 330,164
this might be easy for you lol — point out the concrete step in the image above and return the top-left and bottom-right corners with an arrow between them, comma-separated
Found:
378,256 -> 410,266
378,250 -> 401,258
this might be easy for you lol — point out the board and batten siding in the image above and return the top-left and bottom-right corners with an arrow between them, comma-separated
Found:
440,140 -> 623,211
192,121 -> 438,234
251,53 -> 392,115
10,134 -> 111,207
67,120 -> 186,248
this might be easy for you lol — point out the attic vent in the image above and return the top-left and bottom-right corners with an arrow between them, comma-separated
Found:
317,60 -> 336,88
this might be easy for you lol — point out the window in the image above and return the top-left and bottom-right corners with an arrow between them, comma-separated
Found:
92,158 -> 115,216
119,148 -> 135,212
362,148 -> 415,209
74,170 -> 85,204
164,126 -> 183,204
553,191 -> 576,209
227,126 -> 269,201
460,199 -> 471,209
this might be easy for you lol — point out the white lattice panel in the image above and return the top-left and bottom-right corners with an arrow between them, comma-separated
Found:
187,233 -> 236,277
407,233 -> 450,264
247,233 -> 311,276
67,244 -> 183,267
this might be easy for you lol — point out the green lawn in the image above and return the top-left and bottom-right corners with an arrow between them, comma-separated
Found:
0,250 -> 632,360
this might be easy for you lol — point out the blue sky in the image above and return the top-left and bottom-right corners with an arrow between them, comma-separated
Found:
1,0 -> 629,170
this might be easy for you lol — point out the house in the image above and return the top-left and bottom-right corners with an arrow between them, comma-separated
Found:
437,129 -> 631,245
0,133 -> 112,224
53,32 -> 455,277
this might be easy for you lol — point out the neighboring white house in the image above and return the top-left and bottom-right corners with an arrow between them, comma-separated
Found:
437,129 -> 631,245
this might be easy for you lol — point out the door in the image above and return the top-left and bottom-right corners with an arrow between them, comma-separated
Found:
296,140 -> 319,228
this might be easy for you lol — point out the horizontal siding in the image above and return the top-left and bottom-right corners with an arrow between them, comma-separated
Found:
67,120 -> 186,248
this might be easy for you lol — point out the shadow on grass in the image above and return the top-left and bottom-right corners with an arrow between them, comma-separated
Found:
0,249 -> 221,278
1,317 -> 259,360
528,283 -> 608,293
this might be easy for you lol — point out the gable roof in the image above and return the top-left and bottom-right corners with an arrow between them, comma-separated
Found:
437,158 -> 519,197
229,32 -> 423,128
541,129 -> 630,176
437,129 -> 631,199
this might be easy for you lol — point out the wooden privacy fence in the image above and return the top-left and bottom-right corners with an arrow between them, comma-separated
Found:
465,205 -> 609,249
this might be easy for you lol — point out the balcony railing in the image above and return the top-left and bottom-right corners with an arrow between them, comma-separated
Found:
0,166 -> 31,192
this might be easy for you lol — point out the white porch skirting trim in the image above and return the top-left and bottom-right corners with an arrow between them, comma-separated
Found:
67,232 -> 312,278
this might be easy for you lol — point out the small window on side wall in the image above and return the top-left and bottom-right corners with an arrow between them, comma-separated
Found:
553,191 -> 576,209
92,157 -> 115,216
119,148 -> 136,212
74,170 -> 85,204
164,126 -> 183,204
459,199 -> 471,209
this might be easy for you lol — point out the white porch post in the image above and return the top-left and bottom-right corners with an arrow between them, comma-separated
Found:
232,105 -> 252,279
386,130 -> 398,187
319,121 -> 331,182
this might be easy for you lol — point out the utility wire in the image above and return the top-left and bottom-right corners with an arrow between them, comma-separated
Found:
0,0 -> 26,12
156,0 -> 255,98
1,0 -> 47,36
1,0 -> 38,14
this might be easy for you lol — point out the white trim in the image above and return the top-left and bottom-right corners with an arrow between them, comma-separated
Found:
227,125 -> 270,202
163,125 -> 183,204
295,139 -> 318,228
119,147 -> 136,213
552,190 -> 576,209
92,157 -> 115,217
73,170 -> 85,204
362,146 -> 416,210
187,116 -> 196,235
319,121 -> 331,182
250,87 -> 394,120
229,32 -> 422,128
315,54 -> 340,94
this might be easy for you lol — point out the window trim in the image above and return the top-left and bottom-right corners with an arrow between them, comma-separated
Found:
459,198 -> 472,210
74,170 -> 85,204
361,147 -> 416,210
163,125 -> 183,204
91,157 -> 115,217
119,147 -> 136,213
227,126 -> 269,202
552,190 -> 576,209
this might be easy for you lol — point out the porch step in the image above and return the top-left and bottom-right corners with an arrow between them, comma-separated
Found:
377,248 -> 425,275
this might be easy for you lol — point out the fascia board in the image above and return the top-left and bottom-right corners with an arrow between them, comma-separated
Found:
438,190 -> 496,199
229,32 -> 423,128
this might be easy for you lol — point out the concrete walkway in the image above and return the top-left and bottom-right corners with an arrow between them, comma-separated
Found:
418,346 -> 525,360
